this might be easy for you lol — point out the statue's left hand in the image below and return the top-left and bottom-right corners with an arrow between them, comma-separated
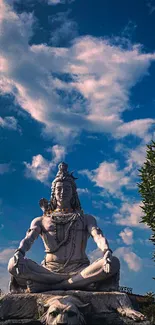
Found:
103,250 -> 112,273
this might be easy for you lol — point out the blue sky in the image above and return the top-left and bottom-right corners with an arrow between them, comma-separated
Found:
0,0 -> 155,294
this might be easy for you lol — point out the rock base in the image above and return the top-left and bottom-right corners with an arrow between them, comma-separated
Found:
0,291 -> 151,325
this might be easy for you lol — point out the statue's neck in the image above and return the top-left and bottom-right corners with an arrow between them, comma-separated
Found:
56,202 -> 72,210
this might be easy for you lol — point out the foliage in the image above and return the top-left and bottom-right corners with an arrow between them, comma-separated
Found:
140,292 -> 155,324
138,140 -> 155,261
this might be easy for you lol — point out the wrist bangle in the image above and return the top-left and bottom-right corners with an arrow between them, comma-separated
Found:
103,248 -> 113,254
15,248 -> 25,256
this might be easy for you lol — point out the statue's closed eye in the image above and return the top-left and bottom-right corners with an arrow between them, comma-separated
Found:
50,310 -> 59,317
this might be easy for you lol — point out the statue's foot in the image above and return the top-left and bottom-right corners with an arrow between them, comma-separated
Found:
27,280 -> 53,293
118,307 -> 146,321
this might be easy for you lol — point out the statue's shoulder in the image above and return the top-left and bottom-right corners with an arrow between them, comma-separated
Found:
83,213 -> 97,226
30,216 -> 43,227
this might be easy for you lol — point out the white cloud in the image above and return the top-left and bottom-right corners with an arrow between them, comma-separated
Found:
80,161 -> 129,195
89,246 -> 142,272
88,248 -> 102,263
48,0 -> 63,4
114,247 -> 142,272
115,119 -> 155,140
77,188 -> 89,194
125,144 -> 147,172
47,0 -> 74,4
0,266 -> 10,293
114,201 -> 148,228
0,248 -> 15,293
24,144 -> 66,183
0,116 -> 18,130
119,227 -> 134,245
0,248 -> 14,264
51,144 -> 66,164
24,154 -> 51,183
0,1 -> 155,142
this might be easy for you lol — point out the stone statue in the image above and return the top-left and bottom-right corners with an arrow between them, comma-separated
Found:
8,162 -> 120,293
40,295 -> 89,325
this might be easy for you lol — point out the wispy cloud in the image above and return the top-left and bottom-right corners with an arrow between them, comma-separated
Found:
79,161 -> 129,196
0,248 -> 15,264
50,11 -> 78,46
114,201 -> 148,229
24,144 -> 66,183
0,248 -> 15,293
114,247 -> 142,272
0,116 -> 18,130
89,245 -> 142,272
119,227 -> 134,245
88,248 -> 102,263
47,0 -> 75,5
0,266 -> 10,293
77,188 -> 89,195
146,0 -> 155,14
0,0 -> 155,143
115,119 -> 155,140
0,163 -> 11,175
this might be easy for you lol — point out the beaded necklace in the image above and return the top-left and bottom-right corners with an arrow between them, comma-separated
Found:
45,212 -> 82,272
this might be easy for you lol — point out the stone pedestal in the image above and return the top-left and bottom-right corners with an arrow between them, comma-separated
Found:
0,291 -> 151,325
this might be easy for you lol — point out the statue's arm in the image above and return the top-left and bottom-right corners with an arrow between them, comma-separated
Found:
15,217 -> 42,256
86,214 -> 111,254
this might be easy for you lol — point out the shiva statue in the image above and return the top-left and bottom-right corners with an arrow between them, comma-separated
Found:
8,162 -> 120,293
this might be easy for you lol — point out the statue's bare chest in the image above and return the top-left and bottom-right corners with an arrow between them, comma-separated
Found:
41,213 -> 87,245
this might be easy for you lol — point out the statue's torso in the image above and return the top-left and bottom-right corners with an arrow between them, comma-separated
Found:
41,212 -> 89,264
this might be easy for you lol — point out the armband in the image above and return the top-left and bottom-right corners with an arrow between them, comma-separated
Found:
91,226 -> 103,236
14,248 -> 25,256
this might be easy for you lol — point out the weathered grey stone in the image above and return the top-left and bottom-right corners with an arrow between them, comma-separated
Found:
0,291 -> 150,325
0,321 -> 40,325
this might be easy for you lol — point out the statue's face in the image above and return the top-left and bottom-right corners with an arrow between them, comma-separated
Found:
55,181 -> 73,206
45,299 -> 85,325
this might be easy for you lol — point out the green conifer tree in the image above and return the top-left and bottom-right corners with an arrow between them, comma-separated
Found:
138,140 -> 155,262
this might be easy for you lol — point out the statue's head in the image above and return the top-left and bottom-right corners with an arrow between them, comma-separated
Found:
50,162 -> 81,211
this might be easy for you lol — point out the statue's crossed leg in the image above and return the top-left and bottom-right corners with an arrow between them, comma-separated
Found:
51,256 -> 120,290
8,256 -> 70,292
8,255 -> 120,292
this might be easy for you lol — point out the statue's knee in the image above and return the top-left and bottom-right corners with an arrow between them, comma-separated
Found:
112,256 -> 120,272
8,257 -> 16,275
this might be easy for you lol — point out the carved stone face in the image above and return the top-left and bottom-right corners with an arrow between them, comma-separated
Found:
44,298 -> 85,325
55,181 -> 73,208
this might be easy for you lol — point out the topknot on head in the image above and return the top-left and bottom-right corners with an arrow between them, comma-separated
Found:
53,162 -> 78,183
58,162 -> 68,174
51,162 -> 78,197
